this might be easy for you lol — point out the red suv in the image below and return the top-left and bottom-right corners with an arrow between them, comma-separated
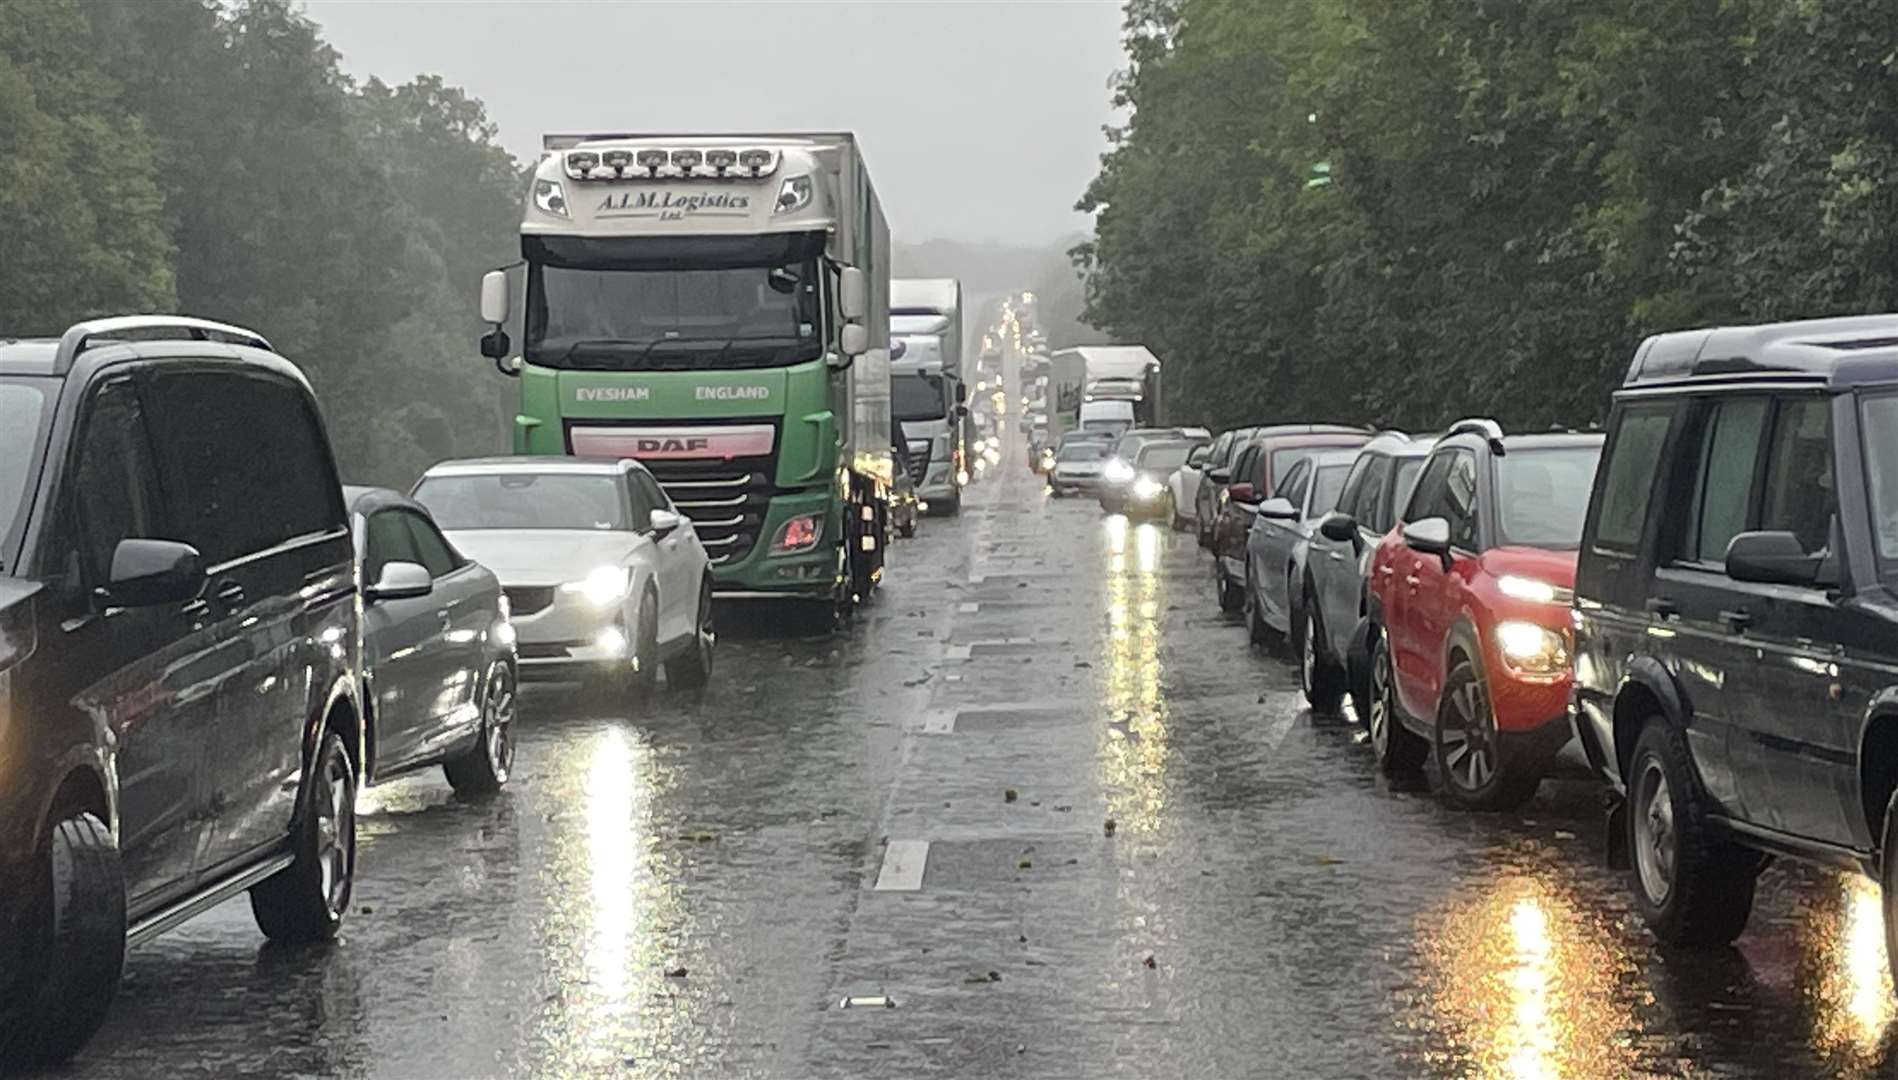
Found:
1364,421 -> 1603,809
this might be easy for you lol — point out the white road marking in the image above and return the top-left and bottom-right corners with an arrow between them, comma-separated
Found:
921,710 -> 956,734
874,840 -> 929,891
945,644 -> 973,660
958,602 -> 980,614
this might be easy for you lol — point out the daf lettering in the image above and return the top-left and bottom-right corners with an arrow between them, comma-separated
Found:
636,437 -> 711,454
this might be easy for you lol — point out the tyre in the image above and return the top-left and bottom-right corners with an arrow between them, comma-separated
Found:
251,729 -> 356,943
1369,630 -> 1427,778
897,515 -> 916,539
1297,597 -> 1347,715
666,579 -> 716,690
1216,560 -> 1245,614
444,661 -> 516,797
1245,568 -> 1270,646
1880,792 -> 1898,988
1626,720 -> 1760,945
941,492 -> 961,517
630,592 -> 660,694
1434,661 -> 1540,811
0,812 -> 126,1069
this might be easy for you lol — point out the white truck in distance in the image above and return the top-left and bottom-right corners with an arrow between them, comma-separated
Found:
890,278 -> 967,515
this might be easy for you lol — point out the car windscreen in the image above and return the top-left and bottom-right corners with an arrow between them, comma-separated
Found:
413,473 -> 627,531
1313,464 -> 1351,514
892,372 -> 948,421
0,379 -> 51,569
1860,394 -> 1898,561
1495,446 -> 1603,548
1136,443 -> 1192,471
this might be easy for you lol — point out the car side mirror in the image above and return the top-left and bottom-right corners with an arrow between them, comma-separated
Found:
1725,530 -> 1825,587
103,539 -> 205,608
649,508 -> 684,538
890,339 -> 908,361
1318,511 -> 1358,544
840,323 -> 868,358
1402,516 -> 1452,567
1207,468 -> 1231,485
366,560 -> 432,603
1227,482 -> 1257,504
1258,496 -> 1298,521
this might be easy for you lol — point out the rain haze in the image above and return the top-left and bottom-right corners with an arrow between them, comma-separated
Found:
302,0 -> 1128,246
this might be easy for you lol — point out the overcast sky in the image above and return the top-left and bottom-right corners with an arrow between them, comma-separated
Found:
302,0 -> 1127,245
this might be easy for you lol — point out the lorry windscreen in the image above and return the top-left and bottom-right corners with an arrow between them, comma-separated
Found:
893,372 -> 949,421
524,232 -> 826,371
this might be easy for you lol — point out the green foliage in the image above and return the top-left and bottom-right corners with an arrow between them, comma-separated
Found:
1079,0 -> 1898,430
0,0 -> 173,328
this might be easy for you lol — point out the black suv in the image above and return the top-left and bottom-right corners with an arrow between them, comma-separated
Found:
1572,314 -> 1898,963
0,317 -> 363,1067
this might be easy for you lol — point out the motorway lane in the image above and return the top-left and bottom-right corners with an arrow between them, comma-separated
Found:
45,459 -> 1898,1079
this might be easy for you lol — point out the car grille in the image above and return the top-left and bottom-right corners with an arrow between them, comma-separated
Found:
504,586 -> 556,617
518,642 -> 571,660
641,454 -> 776,565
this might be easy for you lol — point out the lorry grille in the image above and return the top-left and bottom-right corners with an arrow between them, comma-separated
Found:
641,455 -> 776,565
907,443 -> 931,485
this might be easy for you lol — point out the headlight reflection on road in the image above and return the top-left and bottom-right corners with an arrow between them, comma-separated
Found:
1422,875 -> 1636,1078
1807,875 -> 1895,1071
1098,514 -> 1169,837
586,725 -> 639,999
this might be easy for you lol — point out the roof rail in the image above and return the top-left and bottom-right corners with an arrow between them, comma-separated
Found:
54,316 -> 272,376
1446,417 -> 1507,455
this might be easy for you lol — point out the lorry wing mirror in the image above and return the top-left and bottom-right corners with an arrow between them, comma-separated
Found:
957,404 -> 970,419
840,323 -> 868,358
480,329 -> 512,361
956,382 -> 968,404
839,266 -> 867,321
480,269 -> 510,325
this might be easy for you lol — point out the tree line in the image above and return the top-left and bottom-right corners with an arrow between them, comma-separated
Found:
1074,0 -> 1898,431
0,0 -> 520,486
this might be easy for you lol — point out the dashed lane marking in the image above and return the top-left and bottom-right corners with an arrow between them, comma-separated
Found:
958,602 -> 980,614
873,840 -> 929,891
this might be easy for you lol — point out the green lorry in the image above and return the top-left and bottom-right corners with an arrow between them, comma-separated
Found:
477,132 -> 893,618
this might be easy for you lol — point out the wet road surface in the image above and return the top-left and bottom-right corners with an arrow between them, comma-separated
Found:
48,459 -> 1898,1079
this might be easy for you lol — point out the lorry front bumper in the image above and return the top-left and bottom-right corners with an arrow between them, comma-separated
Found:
711,489 -> 843,599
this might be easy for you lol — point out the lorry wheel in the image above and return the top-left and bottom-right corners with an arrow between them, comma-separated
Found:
938,492 -> 962,517
251,730 -> 356,943
0,812 -> 126,1070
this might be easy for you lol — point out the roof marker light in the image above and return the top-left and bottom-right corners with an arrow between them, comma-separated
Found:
739,148 -> 774,175
565,150 -> 599,177
635,149 -> 668,174
705,148 -> 737,174
670,149 -> 704,173
601,149 -> 634,176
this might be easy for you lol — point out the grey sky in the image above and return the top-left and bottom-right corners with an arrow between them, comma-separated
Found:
302,0 -> 1127,245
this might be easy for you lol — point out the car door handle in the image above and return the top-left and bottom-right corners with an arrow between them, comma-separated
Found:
1378,566 -> 1394,577
1404,575 -> 1420,588
1645,596 -> 1678,619
213,580 -> 246,609
1720,608 -> 1752,633
1328,551 -> 1347,563
438,609 -> 454,630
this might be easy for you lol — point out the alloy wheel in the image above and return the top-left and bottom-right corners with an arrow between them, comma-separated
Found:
484,669 -> 516,783
1301,611 -> 1318,695
314,750 -> 354,917
1369,637 -> 1393,754
1633,758 -> 1676,907
1438,678 -> 1496,793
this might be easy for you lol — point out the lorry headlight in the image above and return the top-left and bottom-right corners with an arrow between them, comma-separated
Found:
775,175 -> 813,214
772,513 -> 823,553
561,566 -> 631,608
533,178 -> 570,218
1495,620 -> 1569,677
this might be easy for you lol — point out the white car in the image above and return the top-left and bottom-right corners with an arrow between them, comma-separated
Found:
1166,442 -> 1214,532
411,457 -> 715,694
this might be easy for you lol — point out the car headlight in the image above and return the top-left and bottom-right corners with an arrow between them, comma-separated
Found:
560,565 -> 631,608
1131,477 -> 1164,499
532,178 -> 569,218
1497,575 -> 1567,604
775,174 -> 813,214
1103,459 -> 1135,483
1495,620 -> 1569,677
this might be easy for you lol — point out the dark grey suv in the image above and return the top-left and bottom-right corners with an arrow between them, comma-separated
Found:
0,317 -> 363,1067
1572,314 -> 1898,968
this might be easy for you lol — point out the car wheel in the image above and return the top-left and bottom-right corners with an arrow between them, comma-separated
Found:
445,661 -> 516,797
1297,597 -> 1347,715
1244,567 -> 1270,645
1196,513 -> 1212,548
1369,630 -> 1427,778
251,729 -> 356,943
1880,791 -> 1898,988
666,579 -> 717,690
1627,720 -> 1760,945
631,592 -> 660,693
0,812 -> 126,1069
1435,661 -> 1540,810
1215,558 -> 1244,614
